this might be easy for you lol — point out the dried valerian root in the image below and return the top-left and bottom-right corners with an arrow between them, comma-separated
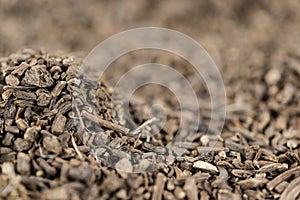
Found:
0,48 -> 299,200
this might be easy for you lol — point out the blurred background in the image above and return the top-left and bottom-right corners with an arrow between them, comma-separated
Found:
1,0 -> 300,61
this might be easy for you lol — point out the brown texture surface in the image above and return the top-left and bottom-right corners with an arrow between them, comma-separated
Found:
0,1 -> 300,200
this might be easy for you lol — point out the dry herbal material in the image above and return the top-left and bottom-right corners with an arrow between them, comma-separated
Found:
0,48 -> 299,200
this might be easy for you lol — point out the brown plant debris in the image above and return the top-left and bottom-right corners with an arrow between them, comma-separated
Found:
0,46 -> 299,200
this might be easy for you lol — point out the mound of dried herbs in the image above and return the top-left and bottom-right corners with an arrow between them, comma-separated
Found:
0,49 -> 299,200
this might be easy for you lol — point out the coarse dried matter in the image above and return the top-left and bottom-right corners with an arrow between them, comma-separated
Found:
0,48 -> 300,200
